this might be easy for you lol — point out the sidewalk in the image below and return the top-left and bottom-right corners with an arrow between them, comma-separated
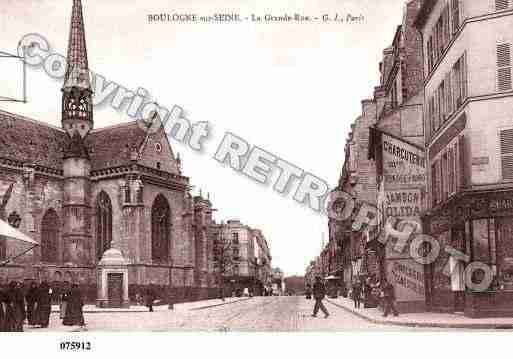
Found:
326,296 -> 513,329
50,296 -> 251,313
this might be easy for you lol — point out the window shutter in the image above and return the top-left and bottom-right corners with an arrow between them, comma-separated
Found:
458,135 -> 467,189
497,43 -> 512,91
451,0 -> 461,33
496,0 -> 510,11
431,163 -> 438,206
446,73 -> 453,116
500,128 -> 513,181
462,52 -> 468,98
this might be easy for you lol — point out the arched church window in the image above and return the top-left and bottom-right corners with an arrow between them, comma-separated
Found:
96,191 -> 113,261
151,194 -> 171,262
41,209 -> 59,263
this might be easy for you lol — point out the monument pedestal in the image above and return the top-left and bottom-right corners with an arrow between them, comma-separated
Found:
96,248 -> 130,308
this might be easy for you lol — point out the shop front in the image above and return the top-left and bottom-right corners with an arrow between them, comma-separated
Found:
423,189 -> 513,318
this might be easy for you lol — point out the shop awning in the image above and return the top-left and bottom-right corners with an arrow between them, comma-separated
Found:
0,219 -> 38,245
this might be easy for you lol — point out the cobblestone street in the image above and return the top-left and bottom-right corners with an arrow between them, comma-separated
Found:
23,297 -> 457,332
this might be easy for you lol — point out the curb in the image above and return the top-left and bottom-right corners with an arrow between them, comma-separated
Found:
325,299 -> 513,330
189,297 -> 253,311
50,298 -> 252,314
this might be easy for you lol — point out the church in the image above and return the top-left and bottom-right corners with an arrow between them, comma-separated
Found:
0,0 -> 216,306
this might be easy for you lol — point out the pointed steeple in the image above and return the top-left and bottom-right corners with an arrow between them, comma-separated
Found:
62,0 -> 93,138
63,0 -> 90,90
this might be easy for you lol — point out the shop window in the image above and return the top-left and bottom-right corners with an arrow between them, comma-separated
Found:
497,217 -> 513,289
433,231 -> 451,290
472,219 -> 491,263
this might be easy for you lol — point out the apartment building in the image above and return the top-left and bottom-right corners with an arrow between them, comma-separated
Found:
415,0 -> 513,317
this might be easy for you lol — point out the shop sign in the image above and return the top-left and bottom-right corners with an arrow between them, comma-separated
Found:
383,189 -> 422,219
382,134 -> 426,190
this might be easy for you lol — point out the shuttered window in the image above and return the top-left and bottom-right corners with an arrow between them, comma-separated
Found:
432,162 -> 438,206
451,0 -> 461,33
497,43 -> 512,92
458,135 -> 466,189
500,128 -> 513,181
446,73 -> 453,116
496,0 -> 510,11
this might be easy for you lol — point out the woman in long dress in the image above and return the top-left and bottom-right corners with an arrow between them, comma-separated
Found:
63,284 -> 85,327
36,281 -> 52,328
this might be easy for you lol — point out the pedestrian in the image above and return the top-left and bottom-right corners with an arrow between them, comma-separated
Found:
25,282 -> 39,326
352,280 -> 362,309
36,281 -> 52,328
145,282 -> 156,312
6,281 -> 23,331
311,276 -> 329,318
63,283 -> 85,327
305,284 -> 312,300
0,282 -> 7,332
60,282 -> 71,320
381,279 -> 399,317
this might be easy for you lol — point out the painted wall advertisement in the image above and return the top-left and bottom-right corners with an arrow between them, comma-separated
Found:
382,134 -> 426,190
380,134 -> 427,304
386,259 -> 425,303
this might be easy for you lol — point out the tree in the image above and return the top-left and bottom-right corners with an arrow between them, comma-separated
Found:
212,222 -> 233,301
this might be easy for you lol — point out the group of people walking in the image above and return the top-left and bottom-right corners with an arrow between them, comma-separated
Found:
350,278 -> 398,317
0,280 -> 85,332
305,276 -> 399,319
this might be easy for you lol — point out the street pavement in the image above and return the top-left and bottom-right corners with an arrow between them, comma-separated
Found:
23,296 -> 469,332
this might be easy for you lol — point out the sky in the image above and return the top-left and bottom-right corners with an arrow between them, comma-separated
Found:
0,0 -> 407,276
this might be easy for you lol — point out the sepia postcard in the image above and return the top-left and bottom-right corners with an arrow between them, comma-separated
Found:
1,0 -> 513,357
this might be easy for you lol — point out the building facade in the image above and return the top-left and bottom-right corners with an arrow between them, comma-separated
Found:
416,0 -> 513,317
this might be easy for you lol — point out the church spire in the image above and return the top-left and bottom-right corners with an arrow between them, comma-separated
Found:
63,0 -> 90,90
62,0 -> 93,138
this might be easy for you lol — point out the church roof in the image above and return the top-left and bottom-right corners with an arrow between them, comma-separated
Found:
0,110 -> 149,172
86,121 -> 148,171
0,110 -> 67,169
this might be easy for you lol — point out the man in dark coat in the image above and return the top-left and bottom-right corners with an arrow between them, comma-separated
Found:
311,276 -> 329,318
63,284 -> 85,326
145,283 -> 156,312
25,282 -> 39,326
352,280 -> 362,309
6,281 -> 23,331
382,279 -> 399,317
37,281 -> 52,328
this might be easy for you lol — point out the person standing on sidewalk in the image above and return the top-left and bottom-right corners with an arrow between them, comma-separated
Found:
25,282 -> 39,326
36,281 -> 52,328
352,280 -> 362,309
382,279 -> 399,317
311,276 -> 329,318
145,282 -> 156,312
